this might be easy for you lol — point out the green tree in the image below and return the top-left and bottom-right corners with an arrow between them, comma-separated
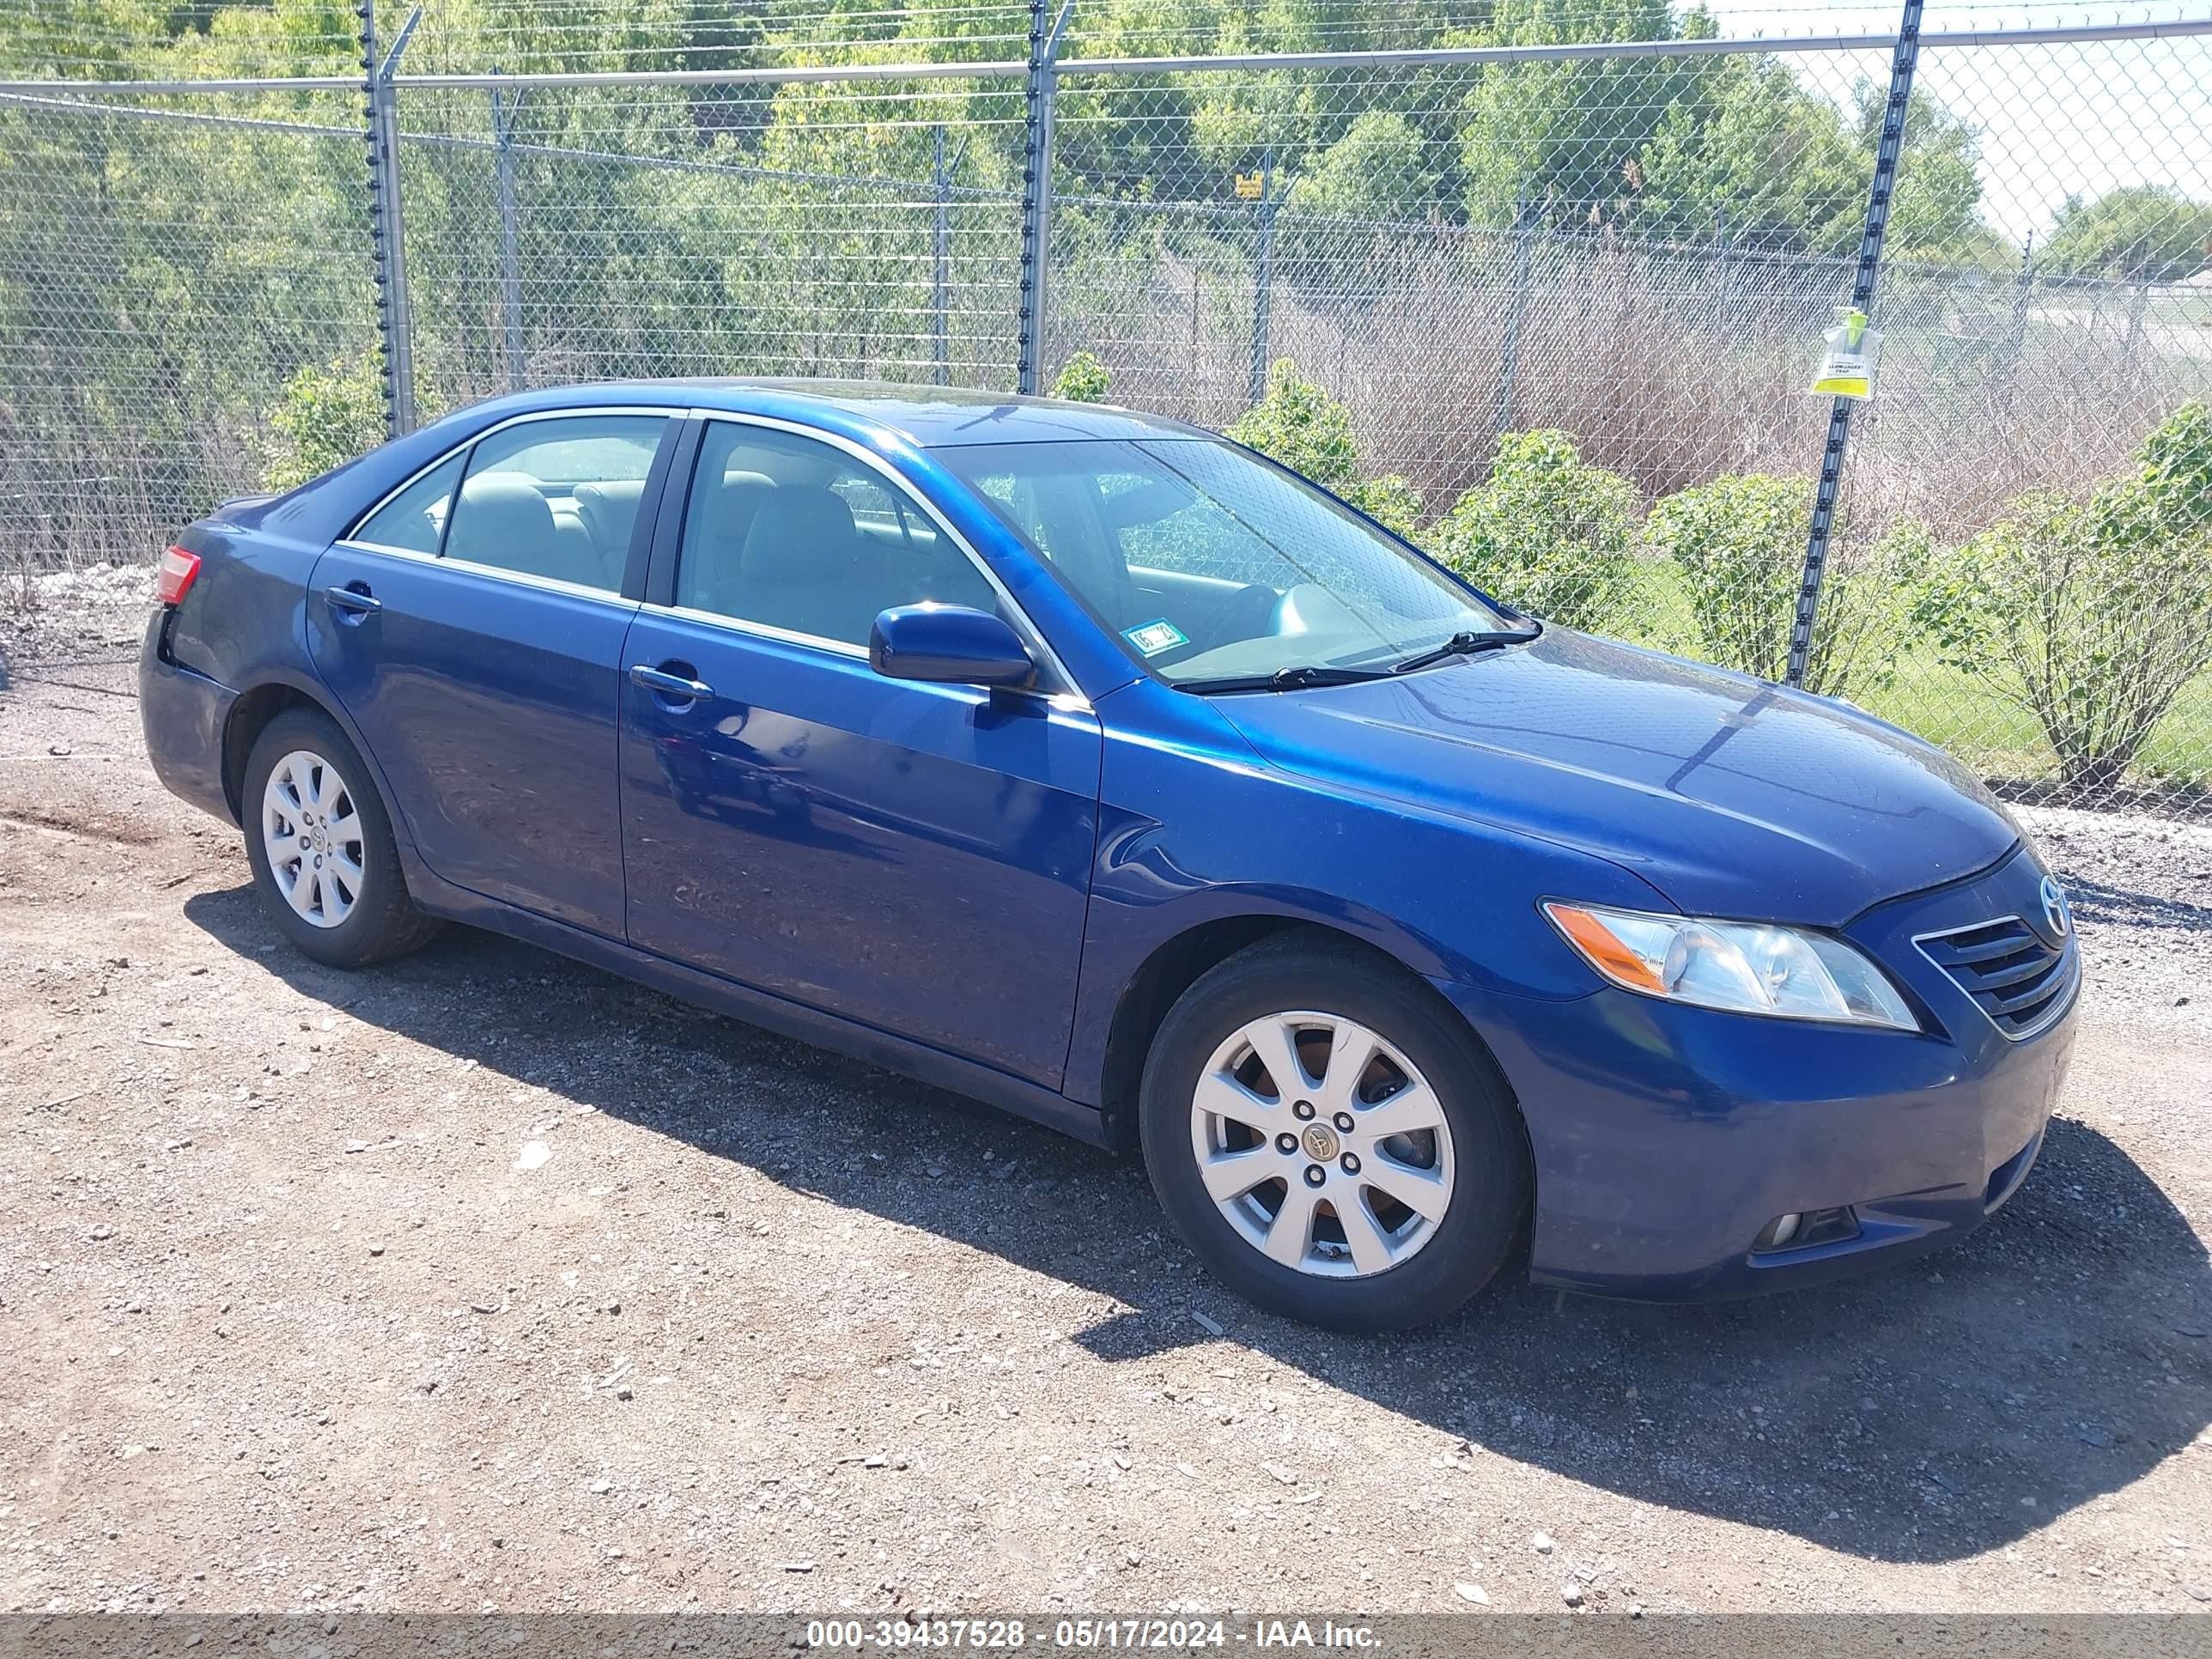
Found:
1455,0 -> 1693,231
1636,68 -> 1998,258
1286,112 -> 1433,224
1634,55 -> 1863,250
2045,185 -> 2212,282
2140,398 -> 2212,529
1858,87 -> 2005,264
1279,112 -> 1437,293
1910,403 -> 2212,793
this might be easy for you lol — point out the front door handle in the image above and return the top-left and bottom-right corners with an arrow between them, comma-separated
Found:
325,582 -> 381,617
629,663 -> 715,703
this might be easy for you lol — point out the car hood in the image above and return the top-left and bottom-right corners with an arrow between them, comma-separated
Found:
1212,628 -> 2019,927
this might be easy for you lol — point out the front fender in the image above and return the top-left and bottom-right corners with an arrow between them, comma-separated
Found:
1061,679 -> 1668,1107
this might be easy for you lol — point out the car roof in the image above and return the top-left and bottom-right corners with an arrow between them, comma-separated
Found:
453,378 -> 1218,449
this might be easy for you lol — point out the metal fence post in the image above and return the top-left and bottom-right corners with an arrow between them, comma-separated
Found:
1247,145 -> 1278,408
932,124 -> 951,386
1015,1 -> 1076,395
493,86 -> 525,392
1784,0 -> 1923,690
361,3 -> 422,437
2007,232 -> 2035,358
356,2 -> 390,434
2123,276 -> 2150,376
1999,230 -> 2035,404
1713,204 -> 1736,337
1490,191 -> 1534,442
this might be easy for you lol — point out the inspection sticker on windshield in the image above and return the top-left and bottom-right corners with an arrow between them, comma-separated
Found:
1124,618 -> 1188,657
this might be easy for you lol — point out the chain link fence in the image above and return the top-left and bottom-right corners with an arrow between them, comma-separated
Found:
0,88 -> 376,577
2,3 -> 2209,813
397,79 -> 1028,406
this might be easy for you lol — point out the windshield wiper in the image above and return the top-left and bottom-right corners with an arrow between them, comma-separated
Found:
1177,663 -> 1395,696
1386,625 -> 1538,676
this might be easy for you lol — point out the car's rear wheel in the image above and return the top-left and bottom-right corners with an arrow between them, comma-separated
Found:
1139,934 -> 1529,1333
241,707 -> 440,968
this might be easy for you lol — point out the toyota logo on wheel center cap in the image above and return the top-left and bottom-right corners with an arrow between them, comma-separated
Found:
2040,874 -> 2070,941
1302,1123 -> 1340,1162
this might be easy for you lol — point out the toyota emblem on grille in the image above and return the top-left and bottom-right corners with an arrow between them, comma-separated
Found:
2040,874 -> 2071,941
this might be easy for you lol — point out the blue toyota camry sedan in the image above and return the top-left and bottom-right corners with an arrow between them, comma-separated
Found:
139,380 -> 2080,1331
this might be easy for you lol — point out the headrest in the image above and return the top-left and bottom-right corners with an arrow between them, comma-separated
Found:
705,471 -> 776,545
448,472 -> 556,563
738,484 -> 860,586
573,478 -> 647,545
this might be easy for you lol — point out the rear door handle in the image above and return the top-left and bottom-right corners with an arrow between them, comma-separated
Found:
629,663 -> 715,702
325,583 -> 381,617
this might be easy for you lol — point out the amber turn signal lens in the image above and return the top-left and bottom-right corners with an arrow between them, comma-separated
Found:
1543,902 -> 1667,995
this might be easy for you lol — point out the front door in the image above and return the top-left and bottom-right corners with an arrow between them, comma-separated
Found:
617,417 -> 1102,1087
309,410 -> 672,935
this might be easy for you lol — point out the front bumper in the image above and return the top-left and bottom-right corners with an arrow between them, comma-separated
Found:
139,610 -> 238,824
1442,845 -> 2080,1300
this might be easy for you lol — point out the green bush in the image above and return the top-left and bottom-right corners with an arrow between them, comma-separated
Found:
1226,357 -> 1423,533
1644,473 -> 1810,684
1426,429 -> 1640,632
1352,471 -> 1425,539
1227,358 -> 1364,495
1052,349 -> 1113,404
2140,398 -> 2211,529
265,353 -> 387,492
1644,472 -> 1917,699
1913,403 -> 2212,793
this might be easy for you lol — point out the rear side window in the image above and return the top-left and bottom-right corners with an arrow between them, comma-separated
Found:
441,415 -> 669,592
353,453 -> 464,554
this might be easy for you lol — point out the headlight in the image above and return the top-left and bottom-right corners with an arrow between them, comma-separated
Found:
1542,901 -> 1919,1031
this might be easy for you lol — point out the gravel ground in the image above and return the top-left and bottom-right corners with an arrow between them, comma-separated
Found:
5,568 -> 2212,1617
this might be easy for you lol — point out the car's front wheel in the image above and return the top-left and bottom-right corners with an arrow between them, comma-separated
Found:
241,706 -> 441,968
1139,934 -> 1529,1333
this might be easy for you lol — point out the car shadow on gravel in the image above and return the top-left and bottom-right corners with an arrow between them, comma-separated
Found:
2065,873 -> 2212,934
187,883 -> 2212,1568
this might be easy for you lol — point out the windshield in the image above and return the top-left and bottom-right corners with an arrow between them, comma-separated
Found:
935,438 -> 1517,686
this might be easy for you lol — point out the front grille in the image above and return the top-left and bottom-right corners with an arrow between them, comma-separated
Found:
1915,916 -> 2076,1040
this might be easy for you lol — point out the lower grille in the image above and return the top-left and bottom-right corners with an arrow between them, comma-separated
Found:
1915,915 -> 2075,1039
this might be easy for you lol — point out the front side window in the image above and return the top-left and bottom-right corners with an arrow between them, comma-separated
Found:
673,422 -> 999,647
937,438 -> 1516,686
441,414 -> 670,591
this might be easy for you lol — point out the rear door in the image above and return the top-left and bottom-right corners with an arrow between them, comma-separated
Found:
309,409 -> 674,936
617,416 -> 1103,1087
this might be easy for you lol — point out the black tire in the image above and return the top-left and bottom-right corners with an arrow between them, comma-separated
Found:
240,706 -> 441,968
1139,933 -> 1530,1334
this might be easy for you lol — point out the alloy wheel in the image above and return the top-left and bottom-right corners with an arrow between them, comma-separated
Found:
1188,1010 -> 1455,1278
261,748 -> 366,929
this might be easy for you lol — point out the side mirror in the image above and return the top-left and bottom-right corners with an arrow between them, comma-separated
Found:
870,604 -> 1037,689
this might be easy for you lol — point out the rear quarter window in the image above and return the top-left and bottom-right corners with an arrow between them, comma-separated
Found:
351,453 -> 464,554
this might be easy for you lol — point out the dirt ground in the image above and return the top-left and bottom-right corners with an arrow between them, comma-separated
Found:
5,572 -> 2212,1617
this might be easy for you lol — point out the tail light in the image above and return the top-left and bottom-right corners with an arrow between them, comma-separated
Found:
155,545 -> 202,607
